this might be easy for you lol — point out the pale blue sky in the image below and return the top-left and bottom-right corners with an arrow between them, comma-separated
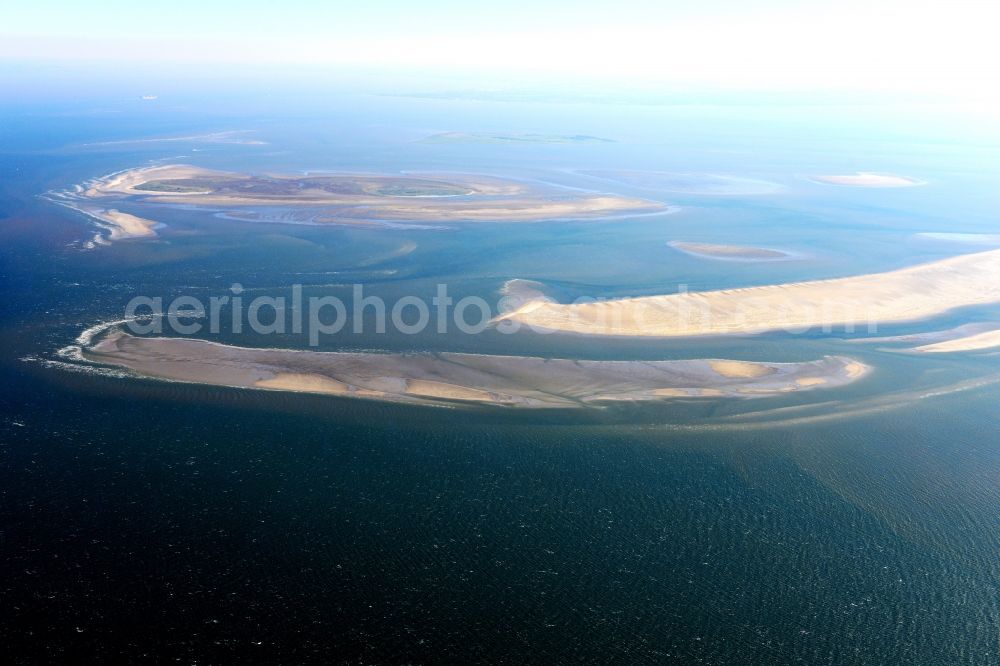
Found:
2,0 -> 997,99
3,0 -> 803,38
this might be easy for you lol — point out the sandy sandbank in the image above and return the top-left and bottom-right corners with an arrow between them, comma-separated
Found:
60,206 -> 158,242
850,322 -> 1000,353
709,360 -> 777,378
83,130 -> 267,147
100,209 -> 158,239
83,332 -> 870,409
849,323 -> 997,346
580,170 -> 783,196
911,328 -> 1000,353
498,249 -> 1000,337
669,241 -> 795,261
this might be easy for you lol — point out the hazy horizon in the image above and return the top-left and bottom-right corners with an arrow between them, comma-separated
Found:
3,0 -> 999,102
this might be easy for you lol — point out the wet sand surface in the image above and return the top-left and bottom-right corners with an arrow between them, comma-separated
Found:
84,332 -> 870,408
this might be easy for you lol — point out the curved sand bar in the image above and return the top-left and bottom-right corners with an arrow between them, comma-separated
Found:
46,201 -> 159,243
911,328 -> 1000,353
849,323 -> 997,346
498,249 -> 1000,337
83,332 -> 869,409
97,209 -> 158,240
67,165 -> 668,226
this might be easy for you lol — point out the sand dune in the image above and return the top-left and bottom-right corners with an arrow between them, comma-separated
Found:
83,332 -> 869,409
255,372 -> 353,394
709,360 -> 777,378
498,249 -> 1000,337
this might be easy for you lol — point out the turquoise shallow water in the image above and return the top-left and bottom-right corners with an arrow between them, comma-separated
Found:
2,91 -> 1000,663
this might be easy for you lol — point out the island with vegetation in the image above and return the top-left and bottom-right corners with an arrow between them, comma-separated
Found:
49,164 -> 670,242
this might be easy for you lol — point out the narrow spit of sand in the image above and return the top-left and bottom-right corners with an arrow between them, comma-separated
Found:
497,249 -> 1000,338
911,328 -> 1000,353
83,332 -> 870,409
849,323 -> 997,347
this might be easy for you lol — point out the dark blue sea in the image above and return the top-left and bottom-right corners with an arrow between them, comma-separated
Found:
2,84 -> 1000,663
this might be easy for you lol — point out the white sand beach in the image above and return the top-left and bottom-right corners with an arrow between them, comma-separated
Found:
498,249 -> 1000,337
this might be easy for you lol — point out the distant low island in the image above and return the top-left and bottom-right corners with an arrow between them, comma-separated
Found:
422,132 -> 615,144
49,164 -> 669,242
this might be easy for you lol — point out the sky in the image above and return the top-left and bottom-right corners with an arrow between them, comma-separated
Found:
1,0 -> 998,100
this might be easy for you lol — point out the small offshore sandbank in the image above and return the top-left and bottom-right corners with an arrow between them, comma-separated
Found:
579,170 -> 783,195
82,332 -> 870,409
47,202 -> 159,245
498,249 -> 1000,337
82,130 -> 267,147
669,241 -> 796,262
808,172 -> 924,188
421,132 -> 614,144
99,209 -> 158,239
